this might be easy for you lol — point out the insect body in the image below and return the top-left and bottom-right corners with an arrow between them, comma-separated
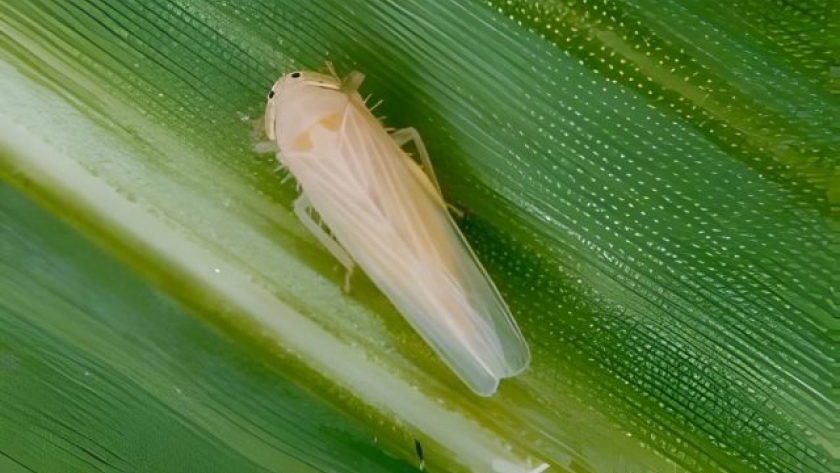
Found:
264,67 -> 530,396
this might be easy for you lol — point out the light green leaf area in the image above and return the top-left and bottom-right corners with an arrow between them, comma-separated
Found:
1,1 -> 837,473
0,183 -> 413,473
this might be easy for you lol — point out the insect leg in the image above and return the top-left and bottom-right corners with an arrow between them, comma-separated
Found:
391,128 -> 464,216
293,194 -> 356,292
272,153 -> 296,183
390,127 -> 442,195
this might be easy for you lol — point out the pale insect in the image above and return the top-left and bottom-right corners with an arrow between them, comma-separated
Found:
264,66 -> 530,396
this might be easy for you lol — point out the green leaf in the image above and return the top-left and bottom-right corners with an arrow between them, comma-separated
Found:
0,183 -> 413,473
1,1 -> 837,473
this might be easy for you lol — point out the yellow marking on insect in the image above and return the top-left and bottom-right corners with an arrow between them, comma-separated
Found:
319,111 -> 342,130
292,130 -> 314,152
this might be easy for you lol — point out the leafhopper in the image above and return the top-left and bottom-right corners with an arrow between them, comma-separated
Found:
264,66 -> 530,396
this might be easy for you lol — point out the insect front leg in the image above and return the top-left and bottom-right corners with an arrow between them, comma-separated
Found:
293,194 -> 356,292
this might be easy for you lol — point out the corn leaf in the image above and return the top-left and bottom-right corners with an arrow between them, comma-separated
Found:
1,1 -> 837,472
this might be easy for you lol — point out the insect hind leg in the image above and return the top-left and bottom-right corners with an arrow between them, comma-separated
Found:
390,127 -> 441,195
293,194 -> 356,292
391,127 -> 464,217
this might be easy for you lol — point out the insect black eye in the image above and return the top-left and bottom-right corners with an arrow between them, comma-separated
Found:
291,72 -> 301,78
268,90 -> 275,99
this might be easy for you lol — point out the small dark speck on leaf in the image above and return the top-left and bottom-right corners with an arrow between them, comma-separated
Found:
415,439 -> 425,470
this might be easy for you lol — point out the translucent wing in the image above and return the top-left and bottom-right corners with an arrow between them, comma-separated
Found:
281,88 -> 529,396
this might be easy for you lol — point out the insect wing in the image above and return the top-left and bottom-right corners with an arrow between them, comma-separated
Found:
336,104 -> 530,395
271,76 -> 530,396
